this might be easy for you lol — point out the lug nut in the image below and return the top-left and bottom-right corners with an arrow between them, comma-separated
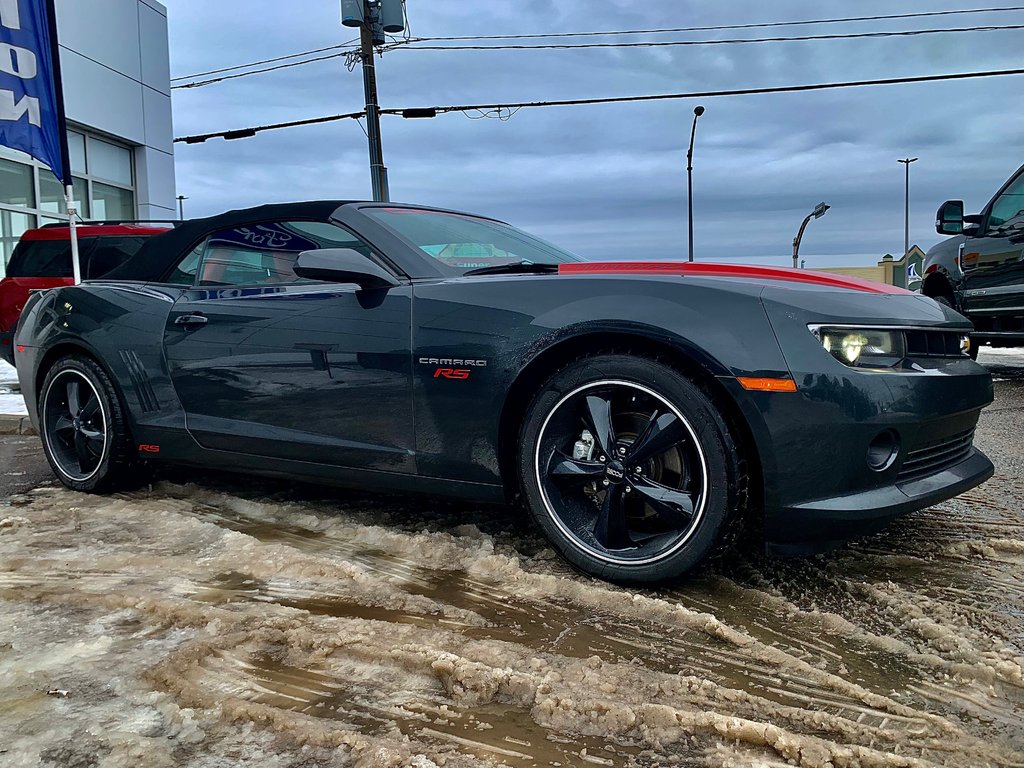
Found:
624,486 -> 631,493
618,447 -> 626,455
635,466 -> 643,473
599,456 -> 606,463
602,479 -> 610,486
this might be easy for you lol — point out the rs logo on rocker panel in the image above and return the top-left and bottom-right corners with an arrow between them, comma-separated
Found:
419,357 -> 487,381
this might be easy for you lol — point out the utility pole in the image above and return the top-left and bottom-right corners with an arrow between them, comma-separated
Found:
345,0 -> 394,202
686,105 -> 705,262
176,195 -> 188,220
898,157 -> 918,257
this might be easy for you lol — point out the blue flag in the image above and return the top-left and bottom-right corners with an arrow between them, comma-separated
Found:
0,0 -> 67,185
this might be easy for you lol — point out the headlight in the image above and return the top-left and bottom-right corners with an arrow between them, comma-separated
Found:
813,327 -> 906,368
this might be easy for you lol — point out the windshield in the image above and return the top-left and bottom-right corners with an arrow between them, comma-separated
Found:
365,207 -> 582,276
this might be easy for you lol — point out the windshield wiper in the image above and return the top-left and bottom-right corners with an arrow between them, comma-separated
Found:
463,261 -> 560,277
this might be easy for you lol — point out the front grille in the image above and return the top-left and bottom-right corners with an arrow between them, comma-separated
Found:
897,428 -> 975,483
903,329 -> 964,358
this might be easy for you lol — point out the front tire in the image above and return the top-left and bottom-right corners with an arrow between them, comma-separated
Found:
39,356 -> 136,493
517,354 -> 741,584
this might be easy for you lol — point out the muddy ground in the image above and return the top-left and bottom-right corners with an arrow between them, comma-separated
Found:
1,352 -> 1023,767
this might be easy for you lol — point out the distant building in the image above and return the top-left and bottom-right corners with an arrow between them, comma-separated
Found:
818,246 -> 927,290
0,0 -> 174,277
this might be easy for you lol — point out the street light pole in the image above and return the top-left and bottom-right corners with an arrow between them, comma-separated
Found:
176,195 -> 188,220
792,202 -> 830,269
686,105 -> 705,262
898,157 -> 918,257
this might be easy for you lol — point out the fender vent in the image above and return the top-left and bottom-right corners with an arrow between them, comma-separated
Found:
119,350 -> 159,413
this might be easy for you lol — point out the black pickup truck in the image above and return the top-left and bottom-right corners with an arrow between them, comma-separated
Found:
922,163 -> 1024,356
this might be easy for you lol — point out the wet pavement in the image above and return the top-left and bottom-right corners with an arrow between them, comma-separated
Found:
1,351 -> 1022,767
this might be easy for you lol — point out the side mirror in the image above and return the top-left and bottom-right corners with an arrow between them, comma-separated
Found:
963,213 -> 984,237
935,200 -> 964,235
293,248 -> 399,289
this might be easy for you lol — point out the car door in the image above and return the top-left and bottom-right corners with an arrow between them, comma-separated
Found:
961,168 -> 1024,318
161,219 -> 415,472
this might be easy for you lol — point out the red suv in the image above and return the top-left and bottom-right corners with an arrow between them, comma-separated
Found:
1,222 -> 171,365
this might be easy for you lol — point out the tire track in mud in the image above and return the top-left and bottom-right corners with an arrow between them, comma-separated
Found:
1,384 -> 1023,766
3,480 -> 1022,767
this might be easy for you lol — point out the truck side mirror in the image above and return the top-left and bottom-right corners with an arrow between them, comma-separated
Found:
935,200 -> 964,235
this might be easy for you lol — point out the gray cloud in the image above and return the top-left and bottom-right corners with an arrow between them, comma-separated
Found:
165,0 -> 1024,265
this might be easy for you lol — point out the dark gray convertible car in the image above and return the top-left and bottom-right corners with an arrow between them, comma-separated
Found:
13,201 -> 994,583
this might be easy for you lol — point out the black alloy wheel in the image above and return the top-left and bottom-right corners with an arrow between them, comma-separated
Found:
519,355 -> 739,584
40,356 -> 136,492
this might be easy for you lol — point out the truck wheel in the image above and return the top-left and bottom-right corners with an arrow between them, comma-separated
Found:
518,354 -> 741,584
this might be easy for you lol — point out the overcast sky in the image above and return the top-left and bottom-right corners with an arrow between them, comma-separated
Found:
164,0 -> 1024,266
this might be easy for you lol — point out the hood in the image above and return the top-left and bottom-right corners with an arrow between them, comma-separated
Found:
558,261 -> 910,296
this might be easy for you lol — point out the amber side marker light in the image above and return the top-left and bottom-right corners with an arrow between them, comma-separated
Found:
737,377 -> 798,393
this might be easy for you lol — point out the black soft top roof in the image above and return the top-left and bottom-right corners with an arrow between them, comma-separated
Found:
103,200 -> 354,282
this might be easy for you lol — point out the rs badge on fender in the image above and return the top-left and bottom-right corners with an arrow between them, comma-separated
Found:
419,357 -> 487,381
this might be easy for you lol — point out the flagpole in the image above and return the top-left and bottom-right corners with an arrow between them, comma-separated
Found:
65,184 -> 80,284
45,0 -> 80,284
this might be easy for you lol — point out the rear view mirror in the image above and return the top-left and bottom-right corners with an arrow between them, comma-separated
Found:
293,248 -> 399,290
936,200 -> 964,235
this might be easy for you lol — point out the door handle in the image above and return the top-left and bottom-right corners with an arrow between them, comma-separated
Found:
174,313 -> 208,328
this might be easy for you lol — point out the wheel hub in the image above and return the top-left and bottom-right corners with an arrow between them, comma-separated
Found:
605,460 -> 626,484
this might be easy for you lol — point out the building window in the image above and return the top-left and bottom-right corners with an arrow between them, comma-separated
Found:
0,158 -> 35,209
93,182 -> 135,220
0,209 -> 34,268
0,128 -> 136,276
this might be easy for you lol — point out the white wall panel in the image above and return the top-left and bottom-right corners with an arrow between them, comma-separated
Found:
59,49 -> 145,145
143,86 -> 174,151
139,3 -> 170,96
55,0 -> 142,83
135,146 -> 176,217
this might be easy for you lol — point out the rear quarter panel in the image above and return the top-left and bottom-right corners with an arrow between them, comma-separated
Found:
15,282 -> 186,440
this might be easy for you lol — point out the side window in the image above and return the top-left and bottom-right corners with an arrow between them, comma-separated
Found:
164,221 -> 378,287
987,173 -> 1024,229
166,244 -> 202,286
85,237 -> 148,279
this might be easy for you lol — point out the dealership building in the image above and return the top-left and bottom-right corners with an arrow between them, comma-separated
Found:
0,0 -> 175,277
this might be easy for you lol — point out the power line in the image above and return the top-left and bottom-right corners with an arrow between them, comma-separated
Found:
177,110 -> 366,144
171,22 -> 1024,91
165,5 -> 1024,86
404,5 -> 1024,41
173,48 -> 360,90
381,67 -> 1024,115
170,39 -> 360,82
383,23 -> 1024,53
173,67 -> 1024,144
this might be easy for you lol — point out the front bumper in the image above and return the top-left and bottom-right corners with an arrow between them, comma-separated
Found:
764,448 -> 993,555
736,291 -> 995,555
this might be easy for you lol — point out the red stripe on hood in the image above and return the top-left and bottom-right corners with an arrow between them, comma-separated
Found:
558,261 -> 910,295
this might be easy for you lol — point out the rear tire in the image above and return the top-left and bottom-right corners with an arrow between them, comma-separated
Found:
517,354 -> 741,584
39,356 -> 137,493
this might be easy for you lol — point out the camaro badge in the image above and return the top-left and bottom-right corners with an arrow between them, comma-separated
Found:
419,357 -> 487,381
